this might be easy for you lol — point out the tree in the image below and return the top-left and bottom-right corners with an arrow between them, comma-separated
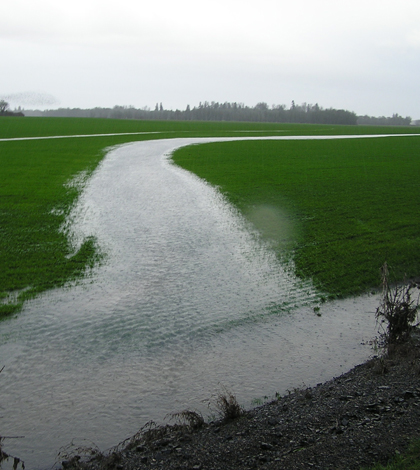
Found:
255,102 -> 268,110
0,100 -> 9,113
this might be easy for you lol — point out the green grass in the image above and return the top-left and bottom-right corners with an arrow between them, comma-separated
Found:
1,116 -> 419,318
172,135 -> 420,297
0,116 -> 293,139
1,138 -> 103,316
1,116 -> 419,139
362,439 -> 420,469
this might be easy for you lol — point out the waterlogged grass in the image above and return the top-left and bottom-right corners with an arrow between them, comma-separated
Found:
0,139 -> 103,317
1,116 -> 419,318
0,117 -> 296,318
172,135 -> 420,297
0,126 -> 189,318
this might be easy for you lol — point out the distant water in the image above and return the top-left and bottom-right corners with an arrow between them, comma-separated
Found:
0,137 -> 380,469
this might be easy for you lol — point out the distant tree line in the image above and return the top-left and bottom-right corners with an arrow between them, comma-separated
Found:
24,101 -> 359,125
356,113 -> 412,126
18,101 -> 415,126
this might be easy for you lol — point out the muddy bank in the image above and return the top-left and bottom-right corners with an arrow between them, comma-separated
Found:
60,337 -> 420,470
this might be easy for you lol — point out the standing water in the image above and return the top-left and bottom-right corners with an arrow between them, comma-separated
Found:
0,138 -> 378,469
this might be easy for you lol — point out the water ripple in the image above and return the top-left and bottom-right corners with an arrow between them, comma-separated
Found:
0,138 -> 378,469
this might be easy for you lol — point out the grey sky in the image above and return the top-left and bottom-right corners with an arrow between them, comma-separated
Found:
1,0 -> 419,117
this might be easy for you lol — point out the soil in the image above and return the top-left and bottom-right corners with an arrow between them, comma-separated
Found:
60,338 -> 420,470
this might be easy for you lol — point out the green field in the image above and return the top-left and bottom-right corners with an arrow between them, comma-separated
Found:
1,116 -> 419,318
2,116 -> 420,139
172,135 -> 420,297
0,116 -> 302,139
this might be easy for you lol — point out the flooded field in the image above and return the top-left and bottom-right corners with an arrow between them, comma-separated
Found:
0,138 -> 379,469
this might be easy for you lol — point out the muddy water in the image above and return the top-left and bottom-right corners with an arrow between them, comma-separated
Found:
0,137 -> 380,469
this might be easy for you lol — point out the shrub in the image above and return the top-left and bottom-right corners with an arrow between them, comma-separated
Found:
375,262 -> 419,346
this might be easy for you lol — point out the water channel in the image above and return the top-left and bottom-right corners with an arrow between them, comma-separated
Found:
0,137 -> 383,468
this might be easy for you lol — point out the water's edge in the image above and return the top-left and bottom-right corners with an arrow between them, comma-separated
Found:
0,136 -> 385,469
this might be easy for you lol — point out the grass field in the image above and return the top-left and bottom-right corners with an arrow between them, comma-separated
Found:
2,116 -> 420,139
172,135 -> 420,297
1,116 -> 419,318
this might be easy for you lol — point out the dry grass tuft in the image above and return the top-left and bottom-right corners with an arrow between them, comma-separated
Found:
208,386 -> 244,422
376,262 -> 419,348
167,410 -> 204,430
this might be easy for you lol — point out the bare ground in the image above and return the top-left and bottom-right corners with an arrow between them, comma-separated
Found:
59,335 -> 420,470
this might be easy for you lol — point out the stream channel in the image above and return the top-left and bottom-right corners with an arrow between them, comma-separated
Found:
0,136 -> 383,469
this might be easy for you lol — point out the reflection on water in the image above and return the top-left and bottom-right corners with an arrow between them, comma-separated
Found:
0,138 -> 378,469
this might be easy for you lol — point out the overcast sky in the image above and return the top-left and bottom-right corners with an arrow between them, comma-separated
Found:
1,0 -> 419,117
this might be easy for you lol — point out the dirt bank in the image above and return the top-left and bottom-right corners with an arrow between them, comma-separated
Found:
60,336 -> 420,470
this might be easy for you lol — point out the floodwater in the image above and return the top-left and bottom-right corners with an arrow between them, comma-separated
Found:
0,137 -> 383,469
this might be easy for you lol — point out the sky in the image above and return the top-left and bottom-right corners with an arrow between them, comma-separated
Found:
1,0 -> 419,118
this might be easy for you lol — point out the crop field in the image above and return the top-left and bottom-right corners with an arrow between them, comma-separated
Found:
2,116 -> 420,140
0,116 -> 290,139
0,116 -> 419,318
173,135 -> 420,297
